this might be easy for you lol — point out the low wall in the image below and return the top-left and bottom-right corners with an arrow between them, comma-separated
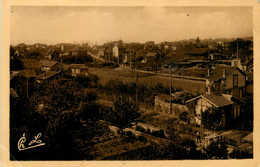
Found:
154,98 -> 188,116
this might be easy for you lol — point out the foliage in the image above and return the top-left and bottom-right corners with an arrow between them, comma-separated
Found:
10,59 -> 24,71
201,107 -> 223,130
205,141 -> 228,159
240,96 -> 253,131
106,94 -> 141,132
59,52 -> 93,64
229,149 -> 253,159
74,74 -> 99,88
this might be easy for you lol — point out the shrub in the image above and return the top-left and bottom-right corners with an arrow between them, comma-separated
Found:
138,136 -> 148,143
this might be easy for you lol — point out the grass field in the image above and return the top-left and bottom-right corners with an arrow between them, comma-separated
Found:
89,67 -> 206,93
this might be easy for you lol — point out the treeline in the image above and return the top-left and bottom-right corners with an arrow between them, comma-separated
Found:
57,52 -> 93,64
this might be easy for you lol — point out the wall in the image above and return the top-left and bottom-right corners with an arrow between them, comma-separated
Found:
112,46 -> 119,58
154,97 -> 188,116
194,97 -> 213,125
225,69 -> 245,89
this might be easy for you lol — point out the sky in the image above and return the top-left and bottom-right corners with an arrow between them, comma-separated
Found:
11,6 -> 253,45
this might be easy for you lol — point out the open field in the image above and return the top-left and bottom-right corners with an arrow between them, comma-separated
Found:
89,67 -> 206,93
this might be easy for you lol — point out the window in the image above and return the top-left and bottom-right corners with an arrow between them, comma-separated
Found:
233,74 -> 238,87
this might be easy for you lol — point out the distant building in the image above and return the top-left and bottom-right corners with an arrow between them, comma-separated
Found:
185,48 -> 211,61
67,64 -> 89,77
112,44 -> 126,64
40,60 -> 63,72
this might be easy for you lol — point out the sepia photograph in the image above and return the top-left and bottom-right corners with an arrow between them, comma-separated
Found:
7,5 -> 254,161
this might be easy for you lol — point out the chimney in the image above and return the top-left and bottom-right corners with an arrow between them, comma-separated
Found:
223,69 -> 226,78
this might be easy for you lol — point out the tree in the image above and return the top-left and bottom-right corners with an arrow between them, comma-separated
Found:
107,94 -> 141,133
196,37 -> 200,45
29,79 -> 102,160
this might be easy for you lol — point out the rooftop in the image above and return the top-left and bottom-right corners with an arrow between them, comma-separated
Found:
186,93 -> 233,108
36,71 -> 60,80
210,65 -> 237,82
40,60 -> 59,67
11,70 -> 37,79
68,64 -> 88,69
186,48 -> 211,55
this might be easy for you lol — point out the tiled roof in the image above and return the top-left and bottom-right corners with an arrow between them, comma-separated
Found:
37,71 -> 60,80
18,70 -> 37,78
202,94 -> 233,108
209,65 -> 237,82
11,70 -> 37,79
186,93 -> 233,108
68,64 -> 88,69
40,60 -> 59,67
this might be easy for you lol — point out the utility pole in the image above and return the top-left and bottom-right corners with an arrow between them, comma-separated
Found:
135,72 -> 138,107
170,67 -> 172,114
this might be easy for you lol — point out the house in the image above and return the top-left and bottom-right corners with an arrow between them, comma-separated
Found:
208,65 -> 246,99
155,93 -> 188,116
40,60 -> 63,72
10,70 -> 37,97
67,64 -> 89,77
36,71 -> 62,83
186,94 -> 234,126
112,44 -> 126,64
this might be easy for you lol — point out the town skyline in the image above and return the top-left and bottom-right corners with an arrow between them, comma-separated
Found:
11,6 -> 252,45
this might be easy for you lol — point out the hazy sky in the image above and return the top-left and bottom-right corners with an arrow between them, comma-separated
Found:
11,6 -> 253,45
